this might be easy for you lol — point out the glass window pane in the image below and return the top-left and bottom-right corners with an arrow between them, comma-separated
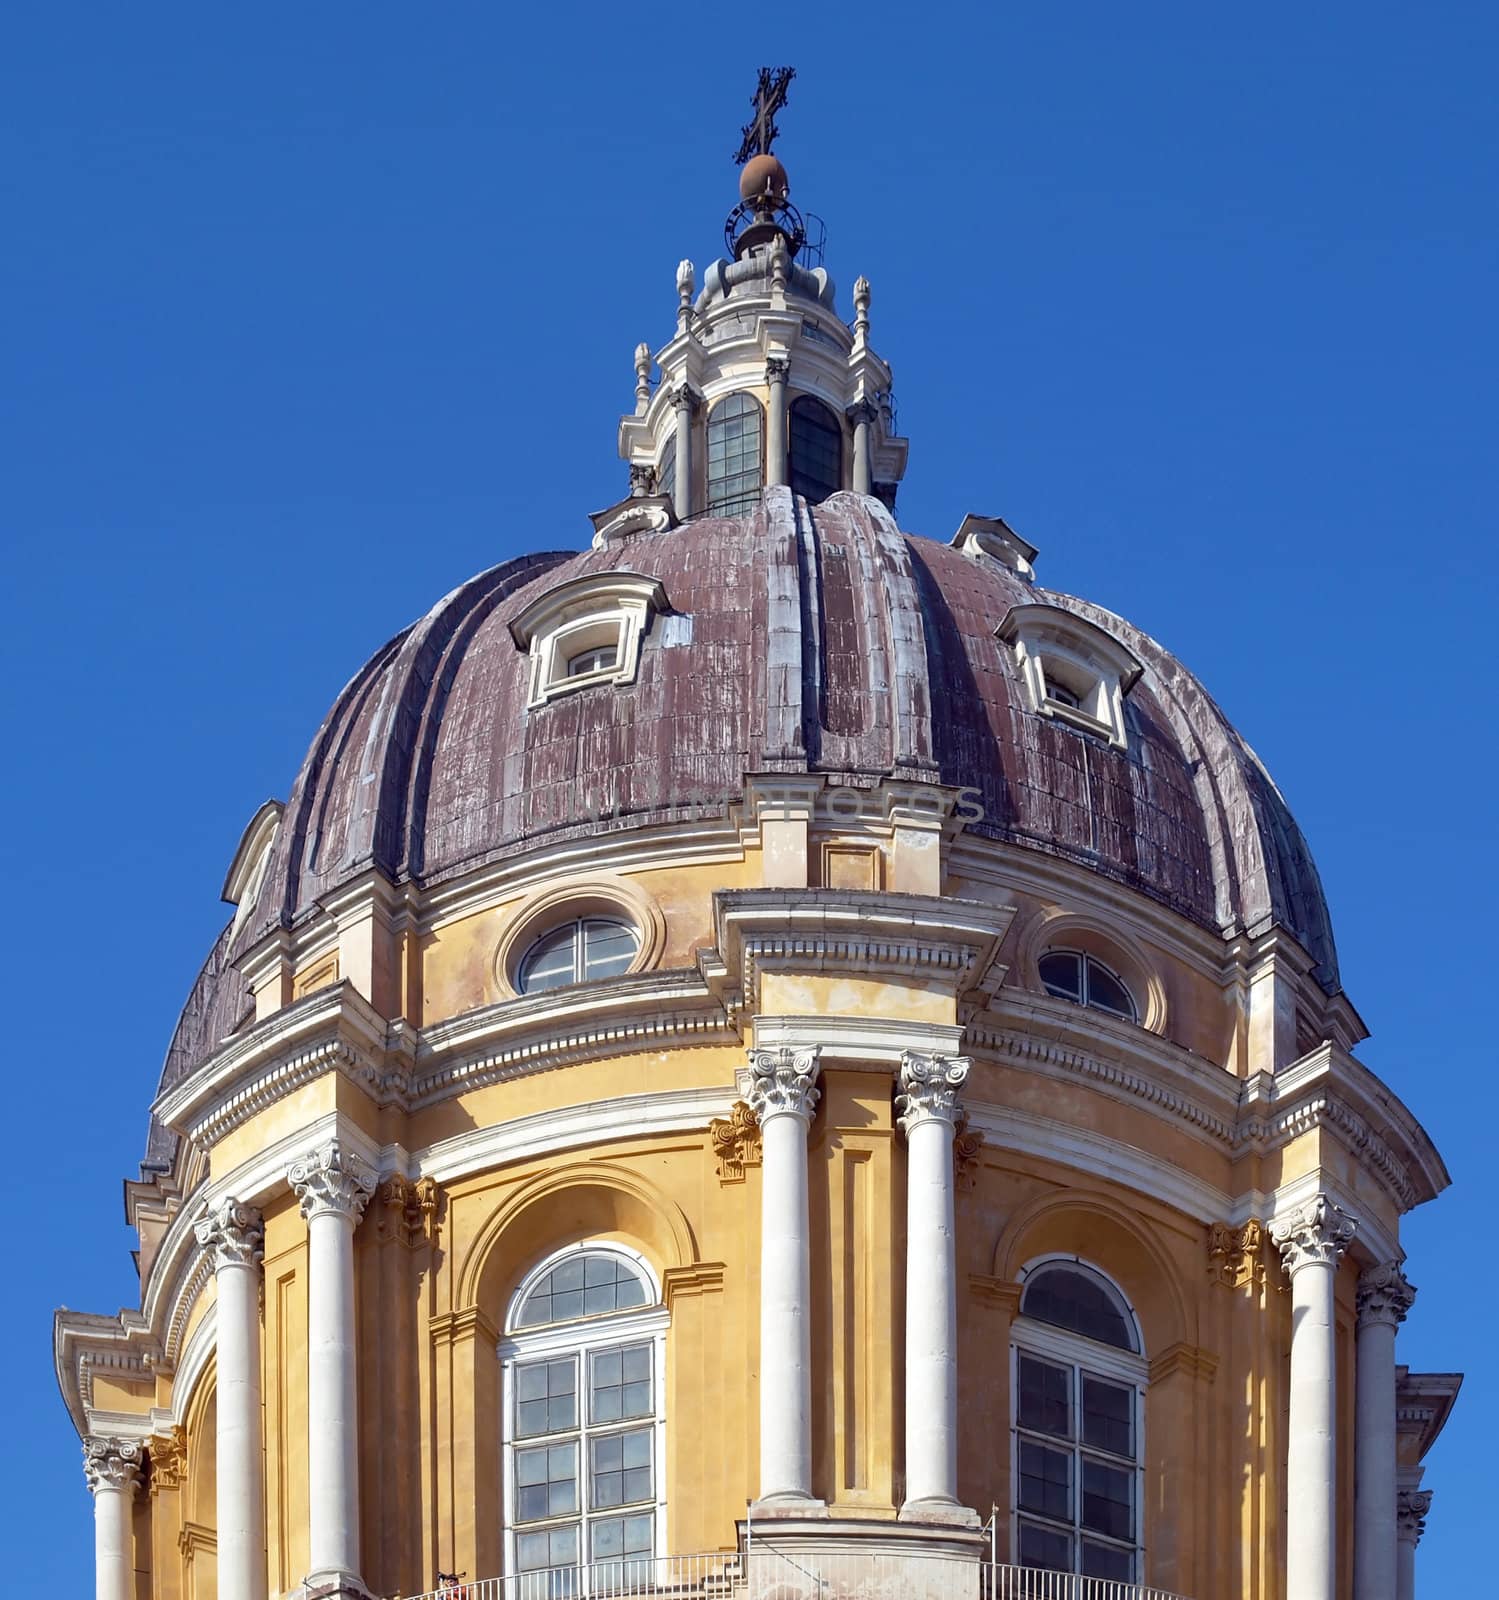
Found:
706,394 -> 764,516
590,1426 -> 652,1510
1082,1541 -> 1135,1582
519,925 -> 579,994
1017,1520 -> 1073,1573
1084,958 -> 1136,1020
1038,950 -> 1083,1001
582,921 -> 638,980
1017,1440 -> 1071,1522
622,1346 -> 651,1382
1081,1459 -> 1134,1542
1082,1376 -> 1135,1459
1022,1267 -> 1137,1352
553,1260 -> 586,1292
788,398 -> 842,505
1017,1354 -> 1072,1438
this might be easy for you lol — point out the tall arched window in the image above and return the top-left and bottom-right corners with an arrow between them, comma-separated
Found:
705,393 -> 763,515
788,396 -> 842,504
501,1246 -> 667,1590
1012,1259 -> 1146,1582
656,435 -> 676,504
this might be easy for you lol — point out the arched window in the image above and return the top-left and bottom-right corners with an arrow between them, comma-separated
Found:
501,1246 -> 668,1588
1038,950 -> 1137,1023
1012,1260 -> 1146,1582
656,435 -> 676,504
788,396 -> 842,504
705,393 -> 763,516
517,919 -> 640,995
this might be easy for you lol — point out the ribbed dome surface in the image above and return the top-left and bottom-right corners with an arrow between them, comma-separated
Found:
156,488 -> 1339,1108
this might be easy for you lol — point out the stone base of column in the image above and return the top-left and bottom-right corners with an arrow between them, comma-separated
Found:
297,1568 -> 378,1600
750,1492 -> 830,1519
898,1496 -> 981,1529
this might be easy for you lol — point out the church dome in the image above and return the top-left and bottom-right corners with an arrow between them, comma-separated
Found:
227,489 -> 1335,991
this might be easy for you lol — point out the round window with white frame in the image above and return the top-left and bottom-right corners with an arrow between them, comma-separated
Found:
517,919 -> 640,996
500,1244 -> 669,1590
1011,1258 -> 1146,1582
1038,949 -> 1137,1023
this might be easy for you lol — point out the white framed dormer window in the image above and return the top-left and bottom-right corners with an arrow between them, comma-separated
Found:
509,573 -> 670,709
500,1244 -> 669,1594
1011,1258 -> 1147,1583
997,604 -> 1143,750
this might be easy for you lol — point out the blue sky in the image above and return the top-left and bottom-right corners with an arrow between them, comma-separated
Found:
2,5 -> 1492,1589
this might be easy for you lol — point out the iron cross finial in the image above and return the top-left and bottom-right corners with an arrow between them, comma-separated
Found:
734,67 -> 795,166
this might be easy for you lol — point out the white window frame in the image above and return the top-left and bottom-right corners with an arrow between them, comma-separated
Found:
1038,948 -> 1138,1024
997,605 -> 1143,750
509,573 -> 669,709
1010,1256 -> 1147,1582
515,917 -> 641,996
499,1243 -> 669,1585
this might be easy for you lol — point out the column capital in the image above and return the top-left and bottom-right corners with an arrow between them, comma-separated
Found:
289,1139 -> 376,1223
83,1436 -> 145,1497
1270,1193 -> 1358,1276
148,1426 -> 187,1495
668,382 -> 702,414
896,1050 -> 972,1134
1396,1488 -> 1432,1547
194,1197 -> 265,1270
745,1045 -> 821,1124
845,398 -> 879,427
765,356 -> 790,384
1357,1260 -> 1417,1329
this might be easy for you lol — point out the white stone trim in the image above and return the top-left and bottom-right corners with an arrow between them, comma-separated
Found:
996,603 -> 1143,750
751,1012 -> 965,1068
508,571 -> 669,708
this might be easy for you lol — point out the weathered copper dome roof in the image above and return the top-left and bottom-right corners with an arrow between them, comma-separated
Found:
231,488 -> 1335,985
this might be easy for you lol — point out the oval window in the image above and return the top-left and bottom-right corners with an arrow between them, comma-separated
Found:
517,918 -> 640,995
1038,949 -> 1136,1022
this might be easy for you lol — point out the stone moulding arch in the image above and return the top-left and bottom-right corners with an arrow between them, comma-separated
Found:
1016,905 -> 1169,1035
455,1160 -> 700,1320
991,1187 -> 1190,1358
491,873 -> 668,1003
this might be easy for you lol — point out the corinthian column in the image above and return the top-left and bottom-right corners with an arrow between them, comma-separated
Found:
896,1051 -> 977,1525
84,1436 -> 144,1600
745,1045 -> 825,1512
1356,1263 -> 1416,1600
194,1198 -> 266,1600
289,1140 -> 376,1592
1271,1195 -> 1358,1600
1395,1489 -> 1431,1600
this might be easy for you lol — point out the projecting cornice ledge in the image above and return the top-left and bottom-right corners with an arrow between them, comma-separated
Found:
966,1003 -> 1446,1219
1236,1042 -> 1450,1213
153,970 -> 739,1148
701,888 -> 1016,1026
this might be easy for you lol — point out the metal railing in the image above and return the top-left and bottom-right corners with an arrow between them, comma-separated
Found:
394,1551 -> 1189,1600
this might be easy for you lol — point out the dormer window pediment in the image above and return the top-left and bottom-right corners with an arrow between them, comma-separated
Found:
997,604 -> 1143,750
510,572 -> 670,708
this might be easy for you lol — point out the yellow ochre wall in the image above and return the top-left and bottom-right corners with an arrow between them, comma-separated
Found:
120,824 -> 1372,1600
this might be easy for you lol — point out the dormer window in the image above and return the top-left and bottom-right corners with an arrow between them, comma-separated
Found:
509,573 -> 670,709
997,604 -> 1144,751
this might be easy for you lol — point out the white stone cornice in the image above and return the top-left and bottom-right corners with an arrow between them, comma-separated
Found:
1357,1261 -> 1417,1329
745,1045 -> 822,1124
152,980 -> 394,1147
752,1012 -> 964,1067
288,1139 -> 376,1223
193,1198 -> 264,1270
412,1084 -> 731,1185
83,1436 -> 145,1496
707,888 -> 1015,1023
1270,1194 -> 1359,1276
896,1052 -> 971,1135
410,971 -> 735,1105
